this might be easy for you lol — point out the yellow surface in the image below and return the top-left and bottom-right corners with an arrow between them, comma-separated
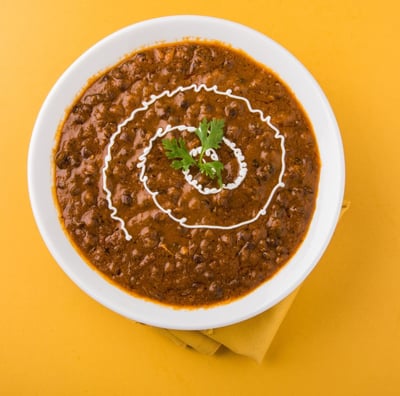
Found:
1,0 -> 399,394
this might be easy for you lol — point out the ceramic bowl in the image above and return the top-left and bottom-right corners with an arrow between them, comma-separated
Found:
28,15 -> 345,330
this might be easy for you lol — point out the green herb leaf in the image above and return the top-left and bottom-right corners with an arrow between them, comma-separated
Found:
162,118 -> 226,187
205,118 -> 225,150
194,118 -> 209,147
162,138 -> 196,171
195,118 -> 225,160
199,160 -> 224,187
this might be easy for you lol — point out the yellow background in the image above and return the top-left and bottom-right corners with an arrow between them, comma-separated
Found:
1,0 -> 400,394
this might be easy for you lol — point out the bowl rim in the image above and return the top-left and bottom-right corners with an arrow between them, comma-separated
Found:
27,15 -> 345,330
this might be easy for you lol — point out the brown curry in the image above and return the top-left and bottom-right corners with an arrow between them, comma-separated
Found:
54,41 -> 320,306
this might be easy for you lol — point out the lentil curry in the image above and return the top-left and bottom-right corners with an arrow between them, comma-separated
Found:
54,41 -> 320,307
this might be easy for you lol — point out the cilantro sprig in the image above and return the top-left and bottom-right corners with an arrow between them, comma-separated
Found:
162,118 -> 225,187
162,137 -> 196,172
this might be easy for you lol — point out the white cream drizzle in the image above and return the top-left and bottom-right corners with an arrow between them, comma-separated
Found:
102,84 -> 286,240
181,135 -> 247,195
137,125 -> 247,199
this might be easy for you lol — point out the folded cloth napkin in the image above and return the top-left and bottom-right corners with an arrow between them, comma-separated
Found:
157,287 -> 299,362
158,201 -> 350,362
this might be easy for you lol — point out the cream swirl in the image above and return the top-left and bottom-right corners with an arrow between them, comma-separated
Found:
102,84 -> 286,240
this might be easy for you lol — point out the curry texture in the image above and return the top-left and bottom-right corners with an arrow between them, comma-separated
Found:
54,41 -> 320,306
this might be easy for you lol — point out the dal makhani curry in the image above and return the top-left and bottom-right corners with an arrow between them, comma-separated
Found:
54,41 -> 320,306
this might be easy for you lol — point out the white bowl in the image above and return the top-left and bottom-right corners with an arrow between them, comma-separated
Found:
28,15 -> 345,330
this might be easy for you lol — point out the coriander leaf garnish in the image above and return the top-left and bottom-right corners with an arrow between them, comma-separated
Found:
195,118 -> 225,163
198,160 -> 224,187
162,118 -> 225,187
162,137 -> 196,171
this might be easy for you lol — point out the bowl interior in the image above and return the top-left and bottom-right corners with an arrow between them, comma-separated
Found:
28,15 -> 345,330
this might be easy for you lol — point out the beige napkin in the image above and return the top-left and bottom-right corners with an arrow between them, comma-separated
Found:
158,201 -> 350,362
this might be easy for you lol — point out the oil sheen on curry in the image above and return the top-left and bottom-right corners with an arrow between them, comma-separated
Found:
54,41 -> 320,307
